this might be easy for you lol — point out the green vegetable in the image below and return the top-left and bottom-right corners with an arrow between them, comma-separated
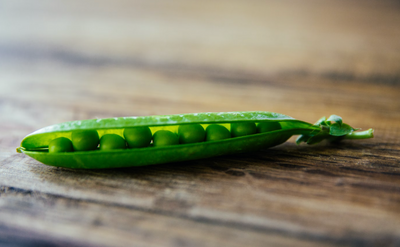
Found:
257,121 -> 281,133
178,124 -> 205,144
231,122 -> 256,137
100,134 -> 126,151
124,126 -> 152,148
71,130 -> 99,151
16,111 -> 374,169
153,130 -> 179,147
206,124 -> 231,141
48,137 -> 73,153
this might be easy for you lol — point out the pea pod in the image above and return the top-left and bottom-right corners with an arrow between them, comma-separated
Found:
16,111 -> 374,169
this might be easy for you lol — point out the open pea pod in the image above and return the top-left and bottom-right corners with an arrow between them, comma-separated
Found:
17,111 -> 374,169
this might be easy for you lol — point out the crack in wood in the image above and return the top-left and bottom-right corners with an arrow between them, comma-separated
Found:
1,44 -> 400,88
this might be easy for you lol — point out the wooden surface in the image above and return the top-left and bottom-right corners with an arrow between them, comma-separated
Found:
1,0 -> 400,246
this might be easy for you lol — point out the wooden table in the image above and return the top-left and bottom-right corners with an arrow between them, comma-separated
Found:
1,1 -> 399,246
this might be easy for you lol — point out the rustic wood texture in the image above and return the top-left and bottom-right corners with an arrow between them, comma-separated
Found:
1,0 -> 400,246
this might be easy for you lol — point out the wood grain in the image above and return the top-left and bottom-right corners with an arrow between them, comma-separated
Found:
1,0 -> 400,246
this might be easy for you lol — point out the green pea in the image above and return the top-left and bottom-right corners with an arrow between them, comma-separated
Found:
231,122 -> 256,137
257,121 -> 281,133
48,137 -> 73,153
124,126 -> 152,148
178,124 -> 205,144
99,134 -> 126,151
153,130 -> 179,147
71,130 -> 99,151
206,124 -> 231,141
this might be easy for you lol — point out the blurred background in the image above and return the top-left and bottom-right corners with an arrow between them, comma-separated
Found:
1,1 -> 399,133
1,1 -> 400,246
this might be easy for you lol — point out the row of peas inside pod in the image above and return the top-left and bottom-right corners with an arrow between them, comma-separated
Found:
48,122 -> 282,153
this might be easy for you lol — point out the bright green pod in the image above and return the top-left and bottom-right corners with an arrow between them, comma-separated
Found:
16,111 -> 374,169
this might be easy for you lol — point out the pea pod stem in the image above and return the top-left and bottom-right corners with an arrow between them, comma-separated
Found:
344,129 -> 374,139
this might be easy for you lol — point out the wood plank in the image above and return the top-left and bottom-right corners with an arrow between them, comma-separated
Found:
2,185 -> 335,247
